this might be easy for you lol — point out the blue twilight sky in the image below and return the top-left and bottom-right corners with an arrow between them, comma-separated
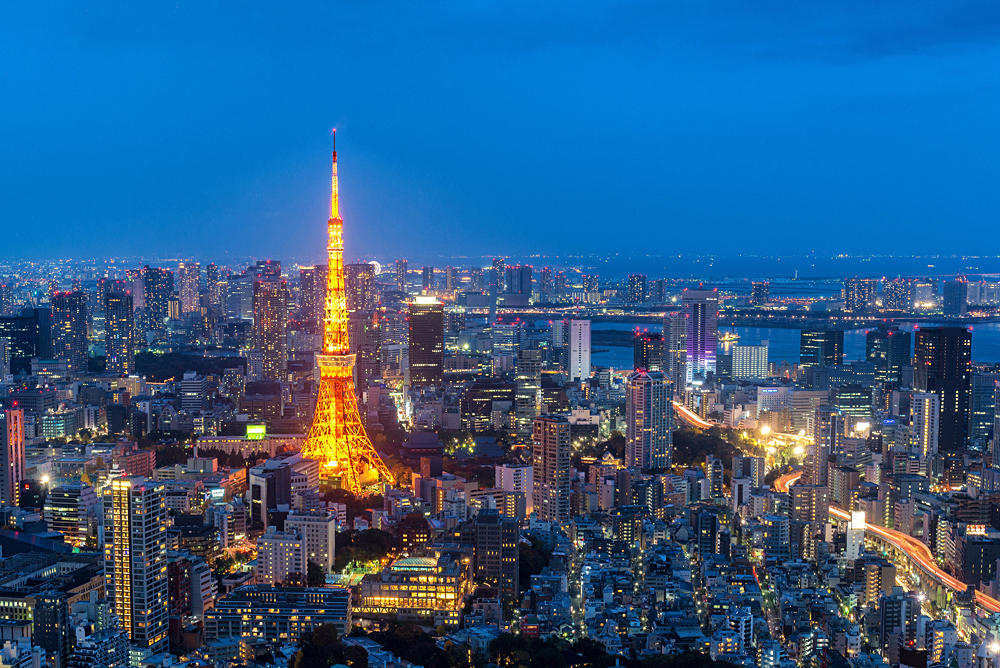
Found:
2,1 -> 1000,266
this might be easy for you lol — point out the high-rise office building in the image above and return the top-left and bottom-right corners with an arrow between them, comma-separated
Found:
104,476 -> 168,652
811,407 -> 844,486
504,265 -> 532,295
421,267 -> 434,292
345,263 -> 376,312
444,266 -> 457,291
865,325 -> 911,386
627,275 -> 647,304
942,280 -> 968,317
205,263 -> 219,291
844,278 -> 878,313
913,327 -> 971,450
800,330 -> 844,370
105,291 -> 134,376
495,463 -> 533,515
408,297 -> 444,386
0,409 -> 24,508
52,291 -> 88,373
634,332 -> 664,371
178,261 -> 201,313
469,267 -> 484,292
225,275 -> 254,321
663,312 -> 688,394
970,371 -> 1000,445
790,484 -> 829,524
532,415 -> 570,524
395,259 -> 407,292
625,370 -> 673,469
515,349 -> 542,433
142,266 -> 173,329
0,307 -> 52,375
253,277 -> 289,380
750,281 -> 770,307
682,289 -> 718,384
569,319 -> 591,382
348,311 -> 380,396
472,509 -> 520,603
910,392 -> 940,458
732,345 -> 768,380
284,511 -> 337,574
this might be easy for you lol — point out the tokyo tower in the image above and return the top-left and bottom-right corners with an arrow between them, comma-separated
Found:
302,146 -> 395,494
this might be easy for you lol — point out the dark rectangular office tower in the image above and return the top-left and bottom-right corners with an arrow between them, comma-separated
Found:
634,332 -> 664,371
800,330 -> 844,369
865,324 -> 912,385
52,291 -> 89,373
0,307 -> 53,375
913,327 -> 971,450
408,298 -> 444,386
750,281 -> 769,306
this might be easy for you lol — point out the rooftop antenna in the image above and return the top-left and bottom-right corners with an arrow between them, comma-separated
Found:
332,128 -> 336,152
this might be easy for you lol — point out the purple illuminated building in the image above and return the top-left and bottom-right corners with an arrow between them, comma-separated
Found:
682,288 -> 718,384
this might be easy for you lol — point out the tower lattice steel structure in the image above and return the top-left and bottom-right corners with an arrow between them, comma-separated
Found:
302,148 -> 395,493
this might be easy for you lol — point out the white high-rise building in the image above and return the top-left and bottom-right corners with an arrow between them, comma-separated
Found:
569,320 -> 591,382
255,527 -> 306,585
663,313 -> 687,395
285,510 -> 337,574
625,370 -> 673,469
104,476 -> 168,652
847,510 -> 865,560
910,392 -> 940,459
732,344 -> 768,381
495,463 -> 533,515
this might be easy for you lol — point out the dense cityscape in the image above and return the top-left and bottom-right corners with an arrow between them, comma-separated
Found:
2,146 -> 1000,668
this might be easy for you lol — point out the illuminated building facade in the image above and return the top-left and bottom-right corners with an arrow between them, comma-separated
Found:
569,319 -> 591,382
252,276 -> 289,380
843,277 -> 878,313
408,297 -> 444,386
357,552 -> 472,627
682,288 -> 718,384
206,586 -> 352,642
625,370 -> 673,469
105,291 -> 134,375
750,281 -> 769,306
301,149 -> 394,493
395,259 -> 407,292
51,291 -> 88,373
910,392 -> 939,458
142,266 -> 173,330
627,274 -> 647,304
345,263 -> 376,311
634,332 -> 664,371
532,415 -> 570,523
663,312 -> 687,394
104,476 -> 168,652
800,330 -> 844,370
178,261 -> 201,313
0,408 -> 25,507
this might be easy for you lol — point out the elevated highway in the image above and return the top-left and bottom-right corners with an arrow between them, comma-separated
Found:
773,470 -> 1000,613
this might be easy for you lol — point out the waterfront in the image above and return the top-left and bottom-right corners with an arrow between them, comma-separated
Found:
590,320 -> 1000,370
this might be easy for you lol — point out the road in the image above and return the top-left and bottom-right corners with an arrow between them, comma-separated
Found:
773,470 -> 1000,614
673,401 -> 713,429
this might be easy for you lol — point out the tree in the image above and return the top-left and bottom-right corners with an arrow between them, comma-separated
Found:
345,645 -> 369,668
307,561 -> 326,587
293,646 -> 328,668
312,623 -> 340,648
436,625 -> 448,637
572,637 -> 607,662
531,648 -> 565,668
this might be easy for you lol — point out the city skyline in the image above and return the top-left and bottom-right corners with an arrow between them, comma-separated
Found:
4,3 -> 1000,259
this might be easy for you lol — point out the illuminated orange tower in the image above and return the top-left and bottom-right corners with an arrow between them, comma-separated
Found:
302,146 -> 395,493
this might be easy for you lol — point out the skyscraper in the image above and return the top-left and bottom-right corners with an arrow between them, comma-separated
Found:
913,327 -> 972,450
445,266 -> 457,291
532,415 -> 570,524
301,148 -> 394,493
882,278 -> 915,312
569,319 -> 591,382
732,345 -> 768,381
491,258 -> 506,292
253,276 -> 289,380
0,307 -> 52,374
51,291 -> 88,373
205,263 -> 219,292
345,263 -> 376,312
421,266 -> 434,292
105,291 -> 135,376
865,324 -> 911,385
395,259 -> 407,292
348,311 -> 380,397
844,277 -> 878,313
504,265 -> 532,295
663,312 -> 688,394
811,406 -> 843,486
970,371 -> 1000,444
625,370 -> 673,469
538,267 -> 554,298
800,330 -> 844,370
104,476 -> 168,652
634,332 -> 664,371
469,267 -> 484,292
910,392 -> 940,458
750,281 -> 770,307
627,274 -> 647,304
142,266 -> 173,329
299,266 -> 319,326
408,297 -> 444,386
942,280 -> 968,317
0,408 -> 24,507
0,284 -> 13,316
682,288 -> 718,384
178,261 -> 201,313
515,349 -> 542,433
